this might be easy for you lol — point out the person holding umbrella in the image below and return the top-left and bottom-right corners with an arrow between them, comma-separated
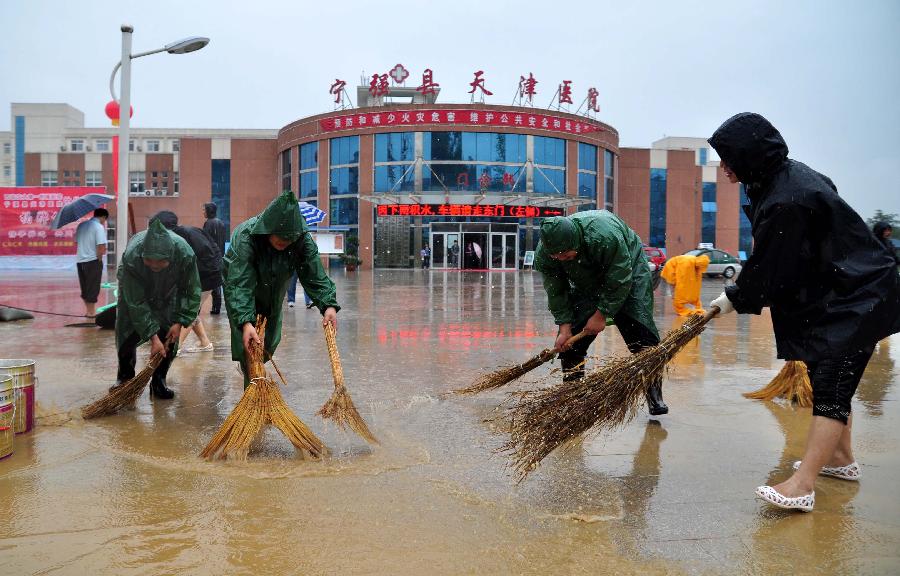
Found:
706,112 -> 900,512
74,208 -> 109,317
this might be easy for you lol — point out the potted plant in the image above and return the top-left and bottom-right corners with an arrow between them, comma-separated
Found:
340,235 -> 362,271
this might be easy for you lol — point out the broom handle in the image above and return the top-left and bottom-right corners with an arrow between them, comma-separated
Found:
323,323 -> 344,390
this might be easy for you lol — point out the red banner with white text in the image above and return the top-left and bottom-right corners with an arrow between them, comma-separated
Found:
0,186 -> 106,256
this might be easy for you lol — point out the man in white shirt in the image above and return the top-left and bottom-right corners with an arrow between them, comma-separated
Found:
75,208 -> 108,317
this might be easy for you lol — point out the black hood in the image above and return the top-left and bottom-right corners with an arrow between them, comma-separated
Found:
204,202 -> 218,219
873,221 -> 893,239
152,210 -> 179,230
708,113 -> 789,185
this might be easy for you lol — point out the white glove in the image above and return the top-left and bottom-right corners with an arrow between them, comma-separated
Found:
710,292 -> 735,315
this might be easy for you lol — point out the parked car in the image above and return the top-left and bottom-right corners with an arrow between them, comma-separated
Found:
643,246 -> 667,269
685,247 -> 743,279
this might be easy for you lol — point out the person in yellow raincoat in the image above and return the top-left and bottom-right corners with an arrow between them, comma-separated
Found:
660,254 -> 709,316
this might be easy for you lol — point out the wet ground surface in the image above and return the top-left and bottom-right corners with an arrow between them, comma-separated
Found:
1,269 -> 898,575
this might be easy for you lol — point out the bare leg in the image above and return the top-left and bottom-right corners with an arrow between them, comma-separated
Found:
192,320 -> 212,348
774,415 -> 846,496
830,414 -> 854,467
85,301 -> 96,317
179,324 -> 196,348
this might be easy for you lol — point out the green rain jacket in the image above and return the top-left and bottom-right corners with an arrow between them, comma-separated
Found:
534,210 -> 659,338
115,218 -> 202,349
223,190 -> 340,364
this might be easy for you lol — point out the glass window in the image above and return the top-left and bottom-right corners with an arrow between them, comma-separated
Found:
649,168 -> 667,248
95,139 -> 110,152
129,171 -> 145,194
604,150 -> 615,211
85,171 -> 102,186
329,167 -> 359,195
375,165 -> 415,192
41,171 -> 57,186
533,167 -> 565,195
2,142 -> 10,154
281,149 -> 291,192
699,148 -> 708,166
174,172 -> 180,195
330,136 -> 359,166
578,143 -> 597,172
426,131 -> 462,161
172,140 -> 180,152
329,197 -> 359,225
375,132 -> 415,163
3,165 -> 10,177
145,140 -> 160,152
299,171 -> 318,199
300,142 -> 318,170
534,136 -> 565,167
578,172 -> 597,199
70,139 -> 84,152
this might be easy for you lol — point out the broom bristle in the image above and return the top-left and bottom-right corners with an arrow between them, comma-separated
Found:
319,323 -> 378,444
502,312 -> 713,481
452,349 -> 556,395
317,385 -> 378,444
743,361 -> 812,407
200,316 -> 328,460
81,355 -> 162,419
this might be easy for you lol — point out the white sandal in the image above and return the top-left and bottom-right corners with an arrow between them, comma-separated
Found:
183,343 -> 214,353
793,460 -> 860,481
755,485 -> 815,512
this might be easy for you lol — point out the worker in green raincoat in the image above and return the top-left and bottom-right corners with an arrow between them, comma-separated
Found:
113,217 -> 202,400
534,210 -> 668,415
223,190 -> 339,387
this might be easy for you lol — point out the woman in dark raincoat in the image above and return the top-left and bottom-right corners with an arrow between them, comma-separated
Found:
223,190 -> 339,387
707,112 -> 900,512
113,218 -> 202,399
534,211 -> 668,416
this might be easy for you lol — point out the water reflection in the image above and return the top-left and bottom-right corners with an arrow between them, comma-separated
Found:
855,338 -> 896,417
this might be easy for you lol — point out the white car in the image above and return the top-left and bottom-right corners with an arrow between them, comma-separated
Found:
685,248 -> 743,279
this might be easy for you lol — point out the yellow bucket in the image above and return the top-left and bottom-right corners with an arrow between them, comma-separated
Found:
0,375 -> 13,460
0,359 -> 36,434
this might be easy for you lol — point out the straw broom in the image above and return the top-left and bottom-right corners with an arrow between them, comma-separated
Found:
743,361 -> 812,407
502,307 -> 719,481
317,323 -> 377,444
82,349 -> 166,419
452,332 -> 591,395
200,316 -> 328,460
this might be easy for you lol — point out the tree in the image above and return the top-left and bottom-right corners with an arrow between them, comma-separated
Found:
866,210 -> 900,229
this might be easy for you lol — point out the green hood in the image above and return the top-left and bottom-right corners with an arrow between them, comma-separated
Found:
539,216 -> 581,254
249,190 -> 305,242
141,217 -> 175,260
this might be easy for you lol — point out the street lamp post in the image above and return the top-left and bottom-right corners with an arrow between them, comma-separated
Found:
109,24 -> 209,265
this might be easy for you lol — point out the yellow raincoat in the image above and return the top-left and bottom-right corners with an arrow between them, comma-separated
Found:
660,254 -> 709,316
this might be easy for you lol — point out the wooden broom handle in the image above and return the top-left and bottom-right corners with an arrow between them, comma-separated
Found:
566,331 -> 591,346
323,323 -> 344,390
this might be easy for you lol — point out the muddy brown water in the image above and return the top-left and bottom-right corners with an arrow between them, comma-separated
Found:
1,270 -> 898,574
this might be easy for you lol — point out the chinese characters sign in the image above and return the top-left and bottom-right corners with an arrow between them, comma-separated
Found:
0,187 -> 104,256
321,109 -> 603,135
376,204 -> 564,218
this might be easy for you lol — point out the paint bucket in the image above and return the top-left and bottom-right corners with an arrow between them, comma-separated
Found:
0,375 -> 13,459
0,359 -> 36,434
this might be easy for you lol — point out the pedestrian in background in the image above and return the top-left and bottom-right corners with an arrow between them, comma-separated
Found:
203,202 -> 228,314
154,211 -> 222,353
660,253 -> 709,316
873,222 -> 900,265
421,245 -> 431,269
74,207 -> 108,317
707,112 -> 900,512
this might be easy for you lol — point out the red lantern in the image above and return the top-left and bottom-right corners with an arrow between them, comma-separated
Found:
104,100 -> 133,127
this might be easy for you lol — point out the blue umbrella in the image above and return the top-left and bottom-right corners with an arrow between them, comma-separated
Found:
49,193 -> 115,230
299,201 -> 327,226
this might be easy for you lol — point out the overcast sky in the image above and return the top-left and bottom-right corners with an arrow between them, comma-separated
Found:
3,0 -> 898,219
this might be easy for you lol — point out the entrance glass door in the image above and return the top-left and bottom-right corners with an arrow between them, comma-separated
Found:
431,232 -> 461,269
490,233 -> 518,269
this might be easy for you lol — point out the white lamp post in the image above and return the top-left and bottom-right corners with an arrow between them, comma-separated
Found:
109,24 -> 209,264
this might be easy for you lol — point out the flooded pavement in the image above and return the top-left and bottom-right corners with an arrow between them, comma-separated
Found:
1,269 -> 898,575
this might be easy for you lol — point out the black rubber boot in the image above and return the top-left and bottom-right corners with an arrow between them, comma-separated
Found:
645,381 -> 668,416
149,376 -> 175,400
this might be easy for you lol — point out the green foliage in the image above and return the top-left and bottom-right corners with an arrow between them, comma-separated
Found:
867,210 -> 900,229
340,235 -> 362,266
